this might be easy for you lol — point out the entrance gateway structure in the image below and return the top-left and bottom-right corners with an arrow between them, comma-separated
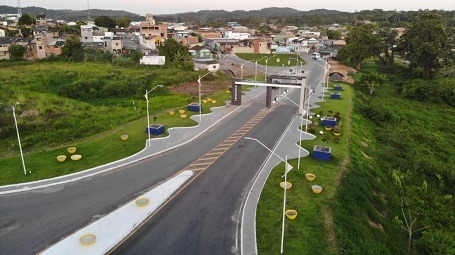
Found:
231,74 -> 310,115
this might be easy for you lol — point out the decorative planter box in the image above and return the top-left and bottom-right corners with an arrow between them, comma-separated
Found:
330,92 -> 341,99
146,124 -> 165,135
333,84 -> 343,91
321,117 -> 337,127
187,103 -> 201,112
313,145 -> 332,161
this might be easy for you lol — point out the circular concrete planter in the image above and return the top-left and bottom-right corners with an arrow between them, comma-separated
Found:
179,109 -> 185,114
168,111 -> 175,115
333,132 -> 341,137
207,98 -> 213,102
135,197 -> 150,207
311,185 -> 323,194
280,182 -> 292,189
56,155 -> 66,162
212,100 -> 217,104
325,126 -> 332,131
71,154 -> 82,161
285,210 -> 298,220
67,147 -> 77,154
121,135 -> 129,141
305,173 -> 316,181
180,114 -> 187,118
203,99 -> 208,104
79,234 -> 96,246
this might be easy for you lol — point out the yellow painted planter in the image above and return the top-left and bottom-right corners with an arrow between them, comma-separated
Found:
169,111 -> 175,115
71,154 -> 82,161
305,173 -> 316,181
180,114 -> 187,118
121,135 -> 129,141
67,147 -> 77,154
79,234 -> 96,246
203,99 -> 208,104
211,100 -> 217,104
285,210 -> 298,220
135,197 -> 150,207
207,98 -> 212,102
311,185 -> 323,194
279,181 -> 292,189
333,132 -> 341,137
56,155 -> 66,162
324,126 -> 332,131
179,109 -> 185,114
226,90 -> 230,94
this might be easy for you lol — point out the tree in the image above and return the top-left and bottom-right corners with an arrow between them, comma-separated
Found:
158,38 -> 193,68
326,29 -> 342,40
337,24 -> 380,69
376,28 -> 398,67
398,13 -> 454,79
128,49 -> 143,64
94,16 -> 116,29
18,13 -> 35,26
358,72 -> 387,95
19,26 -> 32,38
62,36 -> 84,62
116,17 -> 131,29
8,44 -> 25,60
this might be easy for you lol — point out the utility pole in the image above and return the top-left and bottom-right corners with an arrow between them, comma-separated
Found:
87,0 -> 91,20
17,0 -> 22,17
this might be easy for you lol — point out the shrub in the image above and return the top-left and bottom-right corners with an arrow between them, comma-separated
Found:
402,78 -> 455,107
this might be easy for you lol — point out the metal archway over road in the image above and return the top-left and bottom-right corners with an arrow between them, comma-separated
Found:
231,74 -> 310,115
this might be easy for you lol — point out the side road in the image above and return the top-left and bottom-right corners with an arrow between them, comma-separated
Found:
0,87 -> 265,195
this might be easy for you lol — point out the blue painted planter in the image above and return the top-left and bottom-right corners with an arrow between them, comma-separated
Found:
313,145 -> 332,161
330,93 -> 341,99
187,103 -> 201,112
146,124 -> 165,135
321,117 -> 337,127
333,84 -> 343,91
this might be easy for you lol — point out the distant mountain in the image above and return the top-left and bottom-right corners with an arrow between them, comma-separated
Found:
156,7 -> 346,23
0,5 -> 142,21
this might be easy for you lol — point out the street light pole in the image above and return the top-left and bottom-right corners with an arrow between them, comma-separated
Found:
12,102 -> 27,175
197,71 -> 212,123
145,85 -> 164,147
264,55 -> 276,82
254,55 -> 268,82
244,137 -> 293,172
281,155 -> 288,254
240,63 -> 244,80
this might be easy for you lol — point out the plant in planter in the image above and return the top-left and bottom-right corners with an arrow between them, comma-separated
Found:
333,125 -> 341,136
322,133 -> 331,143
307,123 -> 316,134
334,112 -> 341,122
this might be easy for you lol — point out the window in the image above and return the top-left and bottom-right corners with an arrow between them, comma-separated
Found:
213,65 -> 216,69
39,46 -> 43,49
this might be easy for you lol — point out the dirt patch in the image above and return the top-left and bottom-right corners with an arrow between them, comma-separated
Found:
323,208 -> 338,254
360,141 -> 369,147
369,220 -> 384,231
328,59 -> 356,84
361,150 -> 373,159
168,80 -> 231,96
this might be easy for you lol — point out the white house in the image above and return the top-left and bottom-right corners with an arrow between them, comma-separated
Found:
193,59 -> 220,72
222,31 -> 251,40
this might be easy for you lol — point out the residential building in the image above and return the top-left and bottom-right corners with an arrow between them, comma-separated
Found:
140,13 -> 167,45
45,39 -> 65,56
104,37 -> 123,56
193,59 -> 219,72
222,31 -> 251,40
226,39 -> 270,54
0,37 -> 15,59
189,45 -> 213,59
36,13 -> 47,26
81,24 -> 100,43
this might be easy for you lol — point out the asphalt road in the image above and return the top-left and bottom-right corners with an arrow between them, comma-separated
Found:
0,53 -> 324,255
0,94 -> 269,254
111,88 -> 301,255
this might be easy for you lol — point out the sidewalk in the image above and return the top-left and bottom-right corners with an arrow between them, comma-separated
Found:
0,87 -> 266,195
241,82 -> 328,255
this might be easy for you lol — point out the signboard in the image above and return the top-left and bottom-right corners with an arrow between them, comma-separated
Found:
140,56 -> 166,65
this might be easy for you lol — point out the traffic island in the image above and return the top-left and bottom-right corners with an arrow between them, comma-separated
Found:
146,124 -> 165,135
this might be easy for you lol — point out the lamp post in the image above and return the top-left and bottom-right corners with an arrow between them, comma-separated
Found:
145,85 -> 163,147
197,71 -> 212,123
254,55 -> 268,82
264,55 -> 276,82
244,137 -> 293,172
12,102 -> 27,175
240,63 -> 244,80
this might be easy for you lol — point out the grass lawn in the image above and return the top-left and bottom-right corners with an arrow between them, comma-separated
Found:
236,53 -> 305,67
256,83 -> 353,254
0,86 -> 233,185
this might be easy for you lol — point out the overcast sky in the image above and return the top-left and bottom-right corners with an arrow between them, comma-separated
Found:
4,0 -> 454,15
